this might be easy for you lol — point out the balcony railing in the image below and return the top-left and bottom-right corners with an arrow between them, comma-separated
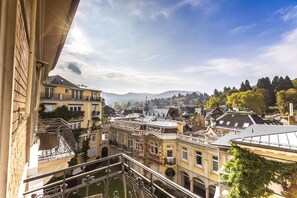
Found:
40,92 -> 102,102
177,134 -> 218,146
37,118 -> 77,160
23,153 -> 201,198
165,157 -> 176,166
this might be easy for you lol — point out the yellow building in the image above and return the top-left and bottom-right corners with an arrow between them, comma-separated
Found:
108,118 -> 227,198
40,75 -> 104,160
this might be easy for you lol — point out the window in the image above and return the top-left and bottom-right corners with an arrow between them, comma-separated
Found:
71,122 -> 82,129
182,147 -> 188,161
150,142 -> 154,153
135,140 -> 139,150
72,90 -> 83,100
69,105 -> 82,111
166,145 -> 173,157
91,133 -> 96,142
128,136 -> 133,148
195,151 -> 202,166
45,86 -> 54,98
91,92 -> 96,100
155,143 -> 158,154
212,156 -> 219,171
150,142 -> 158,154
243,122 -> 250,128
102,132 -> 108,140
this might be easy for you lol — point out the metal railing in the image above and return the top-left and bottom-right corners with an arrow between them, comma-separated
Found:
177,134 -> 218,146
40,92 -> 102,102
165,157 -> 176,166
37,118 -> 77,160
23,153 -> 202,198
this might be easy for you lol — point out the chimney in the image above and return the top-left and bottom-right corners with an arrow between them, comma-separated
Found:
288,103 -> 295,125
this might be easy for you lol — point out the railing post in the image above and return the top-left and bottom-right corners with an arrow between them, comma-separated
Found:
121,154 -> 127,198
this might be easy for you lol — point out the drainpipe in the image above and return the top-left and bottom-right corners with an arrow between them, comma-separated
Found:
25,0 -> 37,115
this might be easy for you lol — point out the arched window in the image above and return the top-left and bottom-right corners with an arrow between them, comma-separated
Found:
193,178 -> 205,197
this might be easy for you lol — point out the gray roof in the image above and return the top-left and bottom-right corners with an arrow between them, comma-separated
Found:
212,125 -> 297,153
215,111 -> 270,130
45,75 -> 79,88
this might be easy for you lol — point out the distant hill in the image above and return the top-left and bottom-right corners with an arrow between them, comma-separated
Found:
102,90 -> 201,105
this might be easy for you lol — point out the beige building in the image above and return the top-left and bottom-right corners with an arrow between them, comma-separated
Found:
108,118 -> 228,198
39,75 -> 105,160
0,0 -> 79,197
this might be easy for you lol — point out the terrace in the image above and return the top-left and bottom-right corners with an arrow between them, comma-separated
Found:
24,153 -> 201,198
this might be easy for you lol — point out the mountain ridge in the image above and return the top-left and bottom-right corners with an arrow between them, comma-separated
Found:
102,90 -> 201,105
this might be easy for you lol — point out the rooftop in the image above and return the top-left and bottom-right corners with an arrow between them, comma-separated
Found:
212,125 -> 297,153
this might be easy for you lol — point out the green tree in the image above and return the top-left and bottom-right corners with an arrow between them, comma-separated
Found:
226,90 -> 265,114
276,88 -> 297,115
81,138 -> 90,162
204,97 -> 220,109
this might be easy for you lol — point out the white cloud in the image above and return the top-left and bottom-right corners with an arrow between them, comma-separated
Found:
277,5 -> 297,22
181,28 -> 297,78
230,24 -> 256,35
151,0 -> 206,20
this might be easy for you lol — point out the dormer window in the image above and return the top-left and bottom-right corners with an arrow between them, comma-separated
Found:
226,121 -> 230,125
243,123 -> 250,128
219,120 -> 224,124
234,122 -> 238,127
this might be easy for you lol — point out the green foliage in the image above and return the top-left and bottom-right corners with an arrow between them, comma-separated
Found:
68,155 -> 78,167
204,97 -> 220,109
240,80 -> 252,91
276,88 -> 297,115
81,138 -> 90,162
39,104 -> 84,121
222,145 -> 297,198
226,90 -> 265,115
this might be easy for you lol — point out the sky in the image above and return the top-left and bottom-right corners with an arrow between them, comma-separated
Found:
51,0 -> 297,94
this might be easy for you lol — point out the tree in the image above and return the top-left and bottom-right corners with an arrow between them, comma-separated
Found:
276,88 -> 297,115
272,76 -> 279,90
81,138 -> 90,162
226,90 -> 265,115
245,80 -> 252,90
255,89 -> 273,108
239,82 -> 246,92
204,97 -> 220,109
213,89 -> 219,96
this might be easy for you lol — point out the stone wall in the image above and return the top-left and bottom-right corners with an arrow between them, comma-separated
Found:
8,1 -> 30,197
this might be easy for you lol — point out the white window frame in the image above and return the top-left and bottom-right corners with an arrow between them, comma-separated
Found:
195,151 -> 202,167
166,145 -> 173,158
212,156 -> 219,172
182,147 -> 188,161
102,132 -> 108,141
154,143 -> 158,154
150,142 -> 154,154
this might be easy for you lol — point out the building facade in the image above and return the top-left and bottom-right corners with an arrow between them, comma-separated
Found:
0,0 -> 79,197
